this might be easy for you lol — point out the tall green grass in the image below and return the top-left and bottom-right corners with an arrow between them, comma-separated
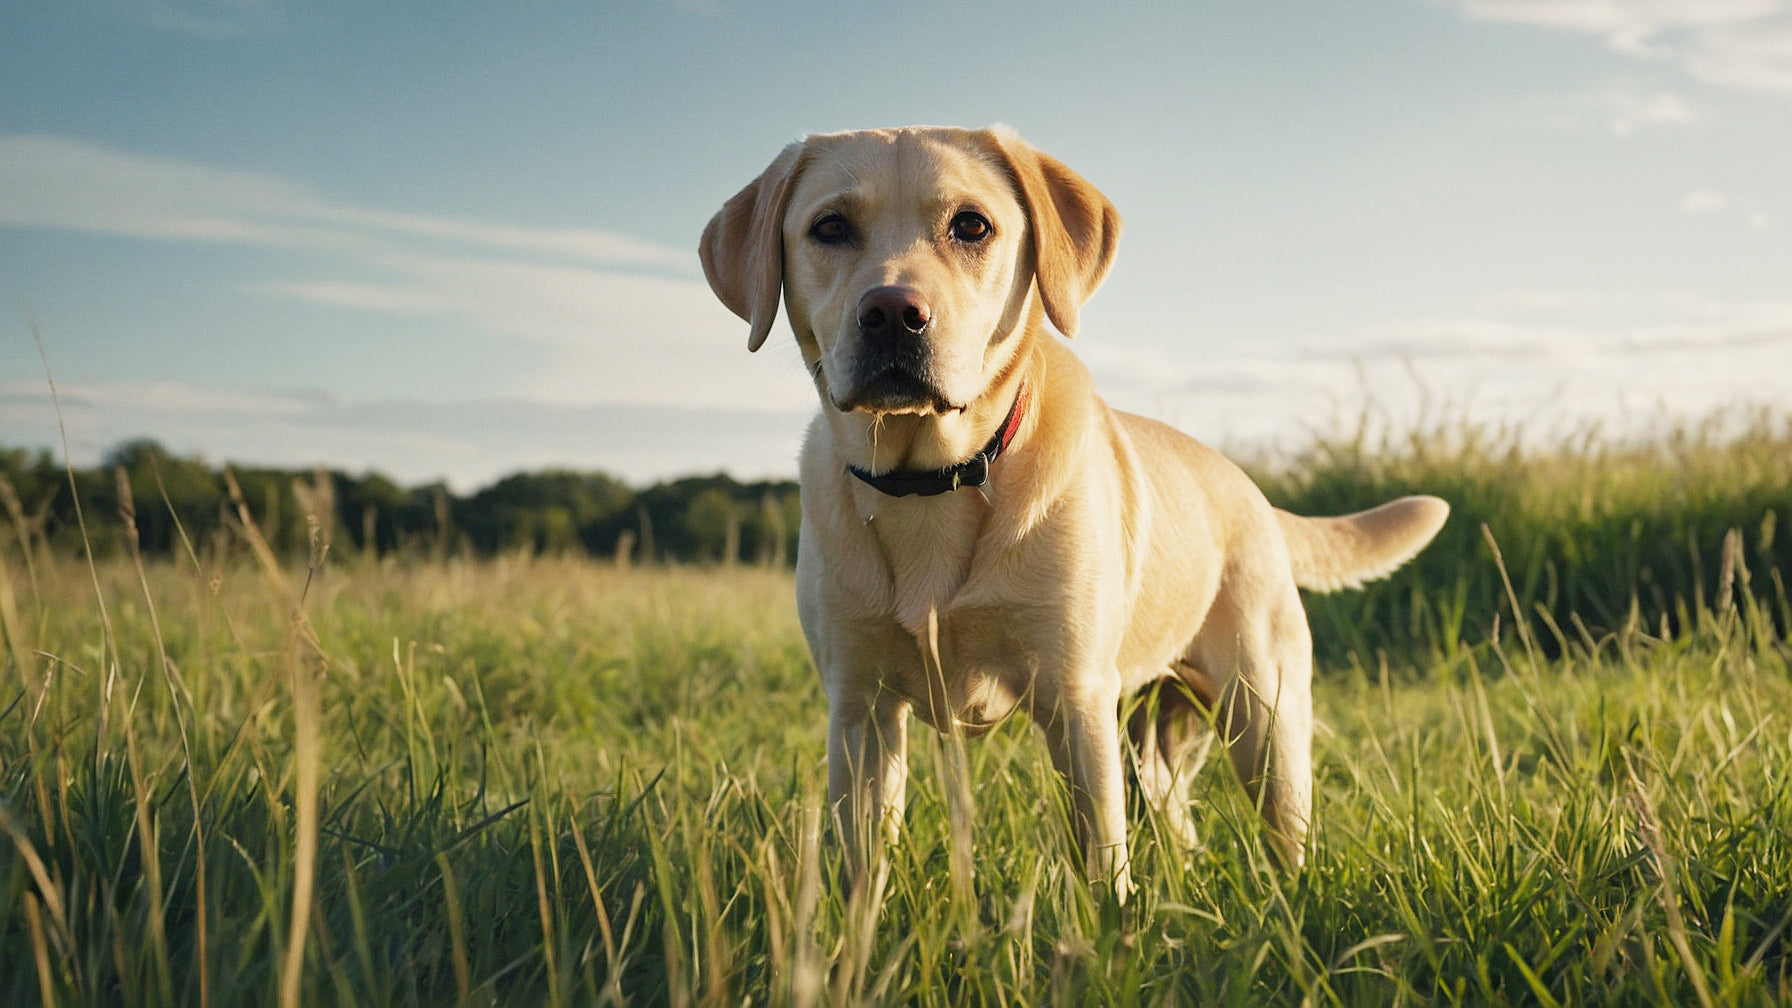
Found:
1257,407 -> 1792,667
2,415 -> 1790,1005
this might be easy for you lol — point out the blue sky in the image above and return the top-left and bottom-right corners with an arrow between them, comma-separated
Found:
3,0 -> 1789,489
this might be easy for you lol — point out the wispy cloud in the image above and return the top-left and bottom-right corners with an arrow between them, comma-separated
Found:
1533,86 -> 1699,134
0,378 -> 808,488
1682,189 -> 1727,214
1451,0 -> 1792,93
1455,0 -> 1781,53
0,134 -> 693,271
1682,21 -> 1792,91
1,378 -> 319,417
1675,189 -> 1772,228
0,133 -> 804,414
1083,290 -> 1792,452
248,251 -> 810,412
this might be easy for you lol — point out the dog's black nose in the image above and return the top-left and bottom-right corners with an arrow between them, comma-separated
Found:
857,285 -> 931,339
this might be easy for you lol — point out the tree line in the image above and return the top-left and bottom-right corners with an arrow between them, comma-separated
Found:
0,440 -> 802,566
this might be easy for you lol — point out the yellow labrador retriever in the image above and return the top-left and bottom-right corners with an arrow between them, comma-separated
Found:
701,125 -> 1447,899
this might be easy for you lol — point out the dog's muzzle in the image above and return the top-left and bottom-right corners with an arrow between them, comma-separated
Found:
834,285 -> 950,413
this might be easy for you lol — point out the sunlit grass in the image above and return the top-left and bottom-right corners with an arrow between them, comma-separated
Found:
1260,406 -> 1792,666
3,413 -> 1790,1005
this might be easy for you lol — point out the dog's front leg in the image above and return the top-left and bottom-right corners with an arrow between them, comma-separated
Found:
1038,677 -> 1134,902
826,688 -> 910,879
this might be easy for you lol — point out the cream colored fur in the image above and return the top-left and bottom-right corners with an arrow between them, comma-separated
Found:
701,125 -> 1448,901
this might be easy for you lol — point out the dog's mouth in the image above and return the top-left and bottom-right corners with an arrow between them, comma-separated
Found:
831,365 -> 962,415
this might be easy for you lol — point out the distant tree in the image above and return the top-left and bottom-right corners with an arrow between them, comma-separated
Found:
630,474 -> 738,563
459,470 -> 632,555
738,482 -> 801,567
0,448 -> 61,562
323,472 -> 447,557
756,490 -> 790,567
2,438 -> 804,566
685,486 -> 741,565
57,440 -> 220,557
229,467 -> 299,555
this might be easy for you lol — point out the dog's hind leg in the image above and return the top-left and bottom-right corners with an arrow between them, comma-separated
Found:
1126,676 -> 1213,850
1220,670 -> 1312,869
1195,590 -> 1315,870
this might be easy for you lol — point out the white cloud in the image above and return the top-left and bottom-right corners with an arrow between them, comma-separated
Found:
246,248 -> 812,412
0,134 -> 693,271
1682,189 -> 1728,213
249,280 -> 450,314
1345,295 -> 1792,359
1533,85 -> 1699,133
1604,88 -> 1697,132
1455,0 -> 1781,51
0,378 -> 808,489
0,133 -> 804,415
1674,189 -> 1774,228
1082,290 -> 1792,456
1451,0 -> 1792,93
1,378 -> 318,417
1683,22 -> 1792,91
1606,88 -> 1698,132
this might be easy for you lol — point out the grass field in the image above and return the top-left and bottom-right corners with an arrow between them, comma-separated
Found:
3,419 -> 1791,1006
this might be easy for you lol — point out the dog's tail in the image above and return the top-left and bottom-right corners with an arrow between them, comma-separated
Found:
1275,495 -> 1450,592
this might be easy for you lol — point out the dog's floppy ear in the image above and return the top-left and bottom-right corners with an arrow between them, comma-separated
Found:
701,141 -> 805,352
987,129 -> 1121,339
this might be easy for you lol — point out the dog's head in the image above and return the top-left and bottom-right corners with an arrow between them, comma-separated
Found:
702,126 -> 1120,417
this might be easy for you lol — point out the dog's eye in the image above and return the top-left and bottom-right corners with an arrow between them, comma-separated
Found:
949,211 -> 992,243
809,213 -> 852,245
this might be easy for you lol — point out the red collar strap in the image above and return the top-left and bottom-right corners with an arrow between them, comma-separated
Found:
848,381 -> 1031,498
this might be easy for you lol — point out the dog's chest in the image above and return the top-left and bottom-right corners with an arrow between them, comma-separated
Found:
885,608 -> 1035,735
856,491 -> 986,633
858,497 -> 1046,734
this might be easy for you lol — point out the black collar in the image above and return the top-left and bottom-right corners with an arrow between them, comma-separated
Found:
848,382 -> 1031,498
